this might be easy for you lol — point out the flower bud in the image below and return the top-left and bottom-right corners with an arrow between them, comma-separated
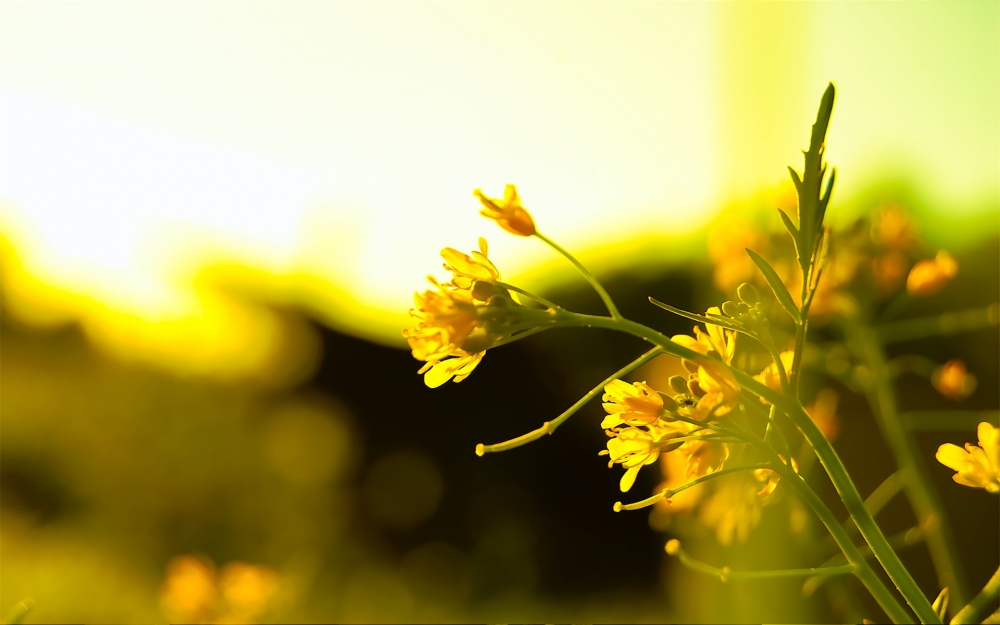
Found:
721,301 -> 740,317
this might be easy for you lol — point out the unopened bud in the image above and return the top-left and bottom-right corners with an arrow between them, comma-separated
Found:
737,283 -> 759,305
687,377 -> 706,398
682,359 -> 699,374
665,539 -> 681,555
721,301 -> 740,317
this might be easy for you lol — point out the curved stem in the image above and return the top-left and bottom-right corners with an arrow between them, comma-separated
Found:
476,346 -> 663,455
535,231 -> 622,319
952,566 -> 1000,625
495,281 -> 565,311
558,311 -> 937,623
667,539 -> 856,582
614,464 -> 767,511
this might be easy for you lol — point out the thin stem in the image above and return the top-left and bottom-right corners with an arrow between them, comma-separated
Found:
952,566 -> 1000,625
877,304 -> 999,344
476,346 -> 663,455
535,230 -> 622,319
558,311 -> 936,623
849,322 -> 970,611
666,539 -> 856,583
614,464 -> 767,511
495,281 -> 565,311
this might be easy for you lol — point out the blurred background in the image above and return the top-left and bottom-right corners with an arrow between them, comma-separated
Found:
1,2 -> 997,622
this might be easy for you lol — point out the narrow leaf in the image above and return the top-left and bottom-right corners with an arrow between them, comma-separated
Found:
787,166 -> 802,192
745,248 -> 801,323
648,297 -> 745,333
809,83 -> 836,154
777,208 -> 799,240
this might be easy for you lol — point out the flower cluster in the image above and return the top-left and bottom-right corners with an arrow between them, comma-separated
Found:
403,238 -> 507,387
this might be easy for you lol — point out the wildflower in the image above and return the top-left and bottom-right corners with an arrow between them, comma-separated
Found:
872,250 -> 908,294
474,184 -> 536,236
935,422 -> 1000,494
906,250 -> 958,296
405,241 -> 522,387
440,237 -> 500,294
603,424 -> 682,492
678,436 -> 730,479
754,351 -> 794,393
601,379 -> 664,429
690,360 -> 740,420
932,359 -> 977,401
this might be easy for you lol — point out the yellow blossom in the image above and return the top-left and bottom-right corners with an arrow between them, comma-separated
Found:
936,422 -> 1000,493
754,351 -> 794,393
690,360 -> 740,420
604,424 -> 681,492
601,379 -> 664,429
404,241 -> 514,387
440,237 -> 500,294
906,250 -> 958,296
932,359 -> 977,401
678,436 -> 730,479
474,184 -> 536,237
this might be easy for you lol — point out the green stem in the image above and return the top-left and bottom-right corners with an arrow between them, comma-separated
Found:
558,311 -> 937,623
666,539 -> 856,582
535,231 -> 622,319
495,281 -> 565,311
901,411 -> 1000,431
614,464 -> 767,511
876,304 -> 999,344
476,346 -> 663,455
849,322 -> 970,612
952,566 -> 1000,625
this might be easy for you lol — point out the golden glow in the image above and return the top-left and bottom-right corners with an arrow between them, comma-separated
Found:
0,2 -> 996,378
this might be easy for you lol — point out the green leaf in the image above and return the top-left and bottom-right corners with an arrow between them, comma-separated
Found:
745,248 -> 801,323
648,298 -> 745,333
787,166 -> 802,192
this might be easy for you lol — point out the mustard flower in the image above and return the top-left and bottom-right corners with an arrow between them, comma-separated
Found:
600,379 -> 664,429
754,351 -> 794,393
474,184 -> 536,237
936,422 -> 1000,494
404,285 -> 488,388
906,250 -> 958,296
440,237 -> 500,294
603,424 -> 682,492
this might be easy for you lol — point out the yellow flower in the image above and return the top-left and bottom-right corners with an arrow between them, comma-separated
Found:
684,363 -> 738,420
678,436 -> 730,479
936,422 -> 1000,494
601,379 -> 664,429
754,351 -> 794,393
474,184 -> 536,237
440,237 -> 500,294
604,424 -> 680,492
932,359 -> 977,401
404,280 -> 489,388
906,250 -> 958,296
872,203 -> 919,251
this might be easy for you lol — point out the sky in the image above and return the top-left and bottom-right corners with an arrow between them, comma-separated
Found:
0,1 -> 997,367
